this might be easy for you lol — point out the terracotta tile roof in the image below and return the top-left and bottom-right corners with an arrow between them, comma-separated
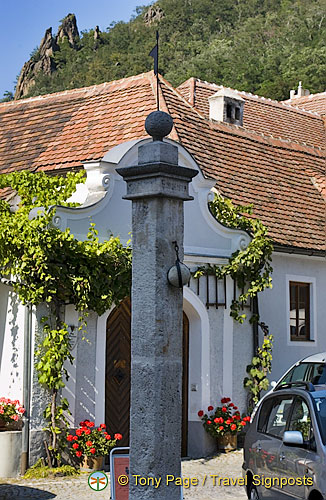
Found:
0,71 -> 325,253
177,79 -> 326,150
163,78 -> 326,253
0,73 -> 157,173
284,92 -> 326,116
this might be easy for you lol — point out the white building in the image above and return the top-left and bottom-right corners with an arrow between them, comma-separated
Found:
0,73 -> 325,459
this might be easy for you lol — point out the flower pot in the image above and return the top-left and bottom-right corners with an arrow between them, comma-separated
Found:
0,418 -> 22,432
80,455 -> 104,471
0,430 -> 22,477
217,433 -> 237,453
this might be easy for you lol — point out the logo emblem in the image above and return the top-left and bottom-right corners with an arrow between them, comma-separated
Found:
88,471 -> 109,491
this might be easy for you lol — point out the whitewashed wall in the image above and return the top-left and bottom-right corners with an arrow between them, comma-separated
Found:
259,252 -> 326,383
0,284 -> 25,402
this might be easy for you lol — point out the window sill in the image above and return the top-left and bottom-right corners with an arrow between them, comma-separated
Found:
290,339 -> 315,343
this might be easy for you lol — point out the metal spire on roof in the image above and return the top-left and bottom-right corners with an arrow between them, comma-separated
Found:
149,31 -> 160,110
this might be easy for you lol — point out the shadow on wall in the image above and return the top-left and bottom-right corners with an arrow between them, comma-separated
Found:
0,484 -> 56,499
0,284 -> 9,375
9,292 -> 19,387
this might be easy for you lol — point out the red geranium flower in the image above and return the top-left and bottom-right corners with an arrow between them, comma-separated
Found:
208,405 -> 214,411
233,406 -> 238,410
105,434 -> 111,440
73,436 -> 78,441
72,443 -> 79,449
84,429 -> 91,435
231,424 -> 237,431
90,448 -> 96,454
240,421 -> 246,426
76,451 -> 82,458
67,435 -> 74,442
114,433 -> 123,440
88,422 -> 95,428
222,407 -> 227,413
100,423 -> 106,429
198,410 -> 204,417
76,429 -> 83,436
219,426 -> 224,430
86,440 -> 93,447
207,420 -> 211,425
214,418 -> 218,423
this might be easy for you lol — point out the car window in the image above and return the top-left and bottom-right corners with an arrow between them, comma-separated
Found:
279,363 -> 309,386
258,398 -> 273,433
309,364 -> 326,385
288,397 -> 312,446
265,397 -> 293,438
312,396 -> 326,445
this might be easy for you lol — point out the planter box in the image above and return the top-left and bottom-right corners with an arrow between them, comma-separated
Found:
0,430 -> 22,477
217,433 -> 237,453
80,455 -> 104,471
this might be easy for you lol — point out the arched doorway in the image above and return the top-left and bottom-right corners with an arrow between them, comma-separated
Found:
105,297 -> 189,455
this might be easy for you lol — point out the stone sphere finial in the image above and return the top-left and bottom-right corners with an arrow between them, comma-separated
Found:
145,111 -> 174,141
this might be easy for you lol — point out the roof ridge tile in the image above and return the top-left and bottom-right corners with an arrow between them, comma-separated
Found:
0,71 -> 154,108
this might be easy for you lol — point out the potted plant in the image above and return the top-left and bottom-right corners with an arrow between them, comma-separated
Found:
198,397 -> 250,452
66,419 -> 122,470
0,397 -> 25,431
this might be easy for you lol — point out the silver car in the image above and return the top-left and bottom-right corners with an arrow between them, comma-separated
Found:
251,352 -> 326,424
243,383 -> 326,499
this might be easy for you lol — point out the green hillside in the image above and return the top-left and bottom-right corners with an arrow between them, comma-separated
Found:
16,0 -> 326,100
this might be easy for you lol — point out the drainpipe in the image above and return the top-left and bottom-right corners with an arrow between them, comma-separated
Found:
252,295 -> 259,355
21,304 -> 32,475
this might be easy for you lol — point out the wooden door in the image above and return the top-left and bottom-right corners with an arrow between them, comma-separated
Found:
105,298 -> 131,447
105,298 -> 189,455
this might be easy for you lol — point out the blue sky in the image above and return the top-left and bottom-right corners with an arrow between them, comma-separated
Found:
0,0 -> 151,98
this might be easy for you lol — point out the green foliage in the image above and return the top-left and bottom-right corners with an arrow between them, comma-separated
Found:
0,170 -> 131,464
23,459 -> 79,479
0,91 -> 14,102
22,0 -> 326,101
194,193 -> 273,323
244,333 -> 274,408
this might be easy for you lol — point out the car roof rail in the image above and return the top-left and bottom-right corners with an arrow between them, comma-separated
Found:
275,381 -> 315,392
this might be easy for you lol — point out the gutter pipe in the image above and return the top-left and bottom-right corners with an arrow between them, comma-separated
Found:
21,304 -> 32,475
252,295 -> 259,355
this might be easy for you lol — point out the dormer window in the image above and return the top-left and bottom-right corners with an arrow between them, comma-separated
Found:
226,104 -> 232,120
208,88 -> 245,126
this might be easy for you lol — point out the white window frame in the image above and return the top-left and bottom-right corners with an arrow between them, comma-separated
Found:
286,275 -> 316,346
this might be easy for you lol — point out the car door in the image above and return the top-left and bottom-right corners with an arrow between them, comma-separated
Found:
255,395 -> 294,499
278,396 -> 311,499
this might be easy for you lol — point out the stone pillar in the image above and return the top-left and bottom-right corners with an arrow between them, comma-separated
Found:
117,111 -> 197,500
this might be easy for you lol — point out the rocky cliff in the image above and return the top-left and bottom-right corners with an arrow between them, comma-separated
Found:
14,14 -> 80,99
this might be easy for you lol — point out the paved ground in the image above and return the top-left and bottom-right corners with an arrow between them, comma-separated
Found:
0,450 -> 247,500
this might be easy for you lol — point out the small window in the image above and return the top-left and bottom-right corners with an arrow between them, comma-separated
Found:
265,397 -> 293,438
226,103 -> 232,119
290,281 -> 310,341
235,107 -> 240,120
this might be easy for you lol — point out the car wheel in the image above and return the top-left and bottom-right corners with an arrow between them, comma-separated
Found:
249,483 -> 259,500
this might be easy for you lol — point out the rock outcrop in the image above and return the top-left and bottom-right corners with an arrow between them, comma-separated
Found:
14,14 -> 79,99
56,13 -> 79,49
144,5 -> 164,25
